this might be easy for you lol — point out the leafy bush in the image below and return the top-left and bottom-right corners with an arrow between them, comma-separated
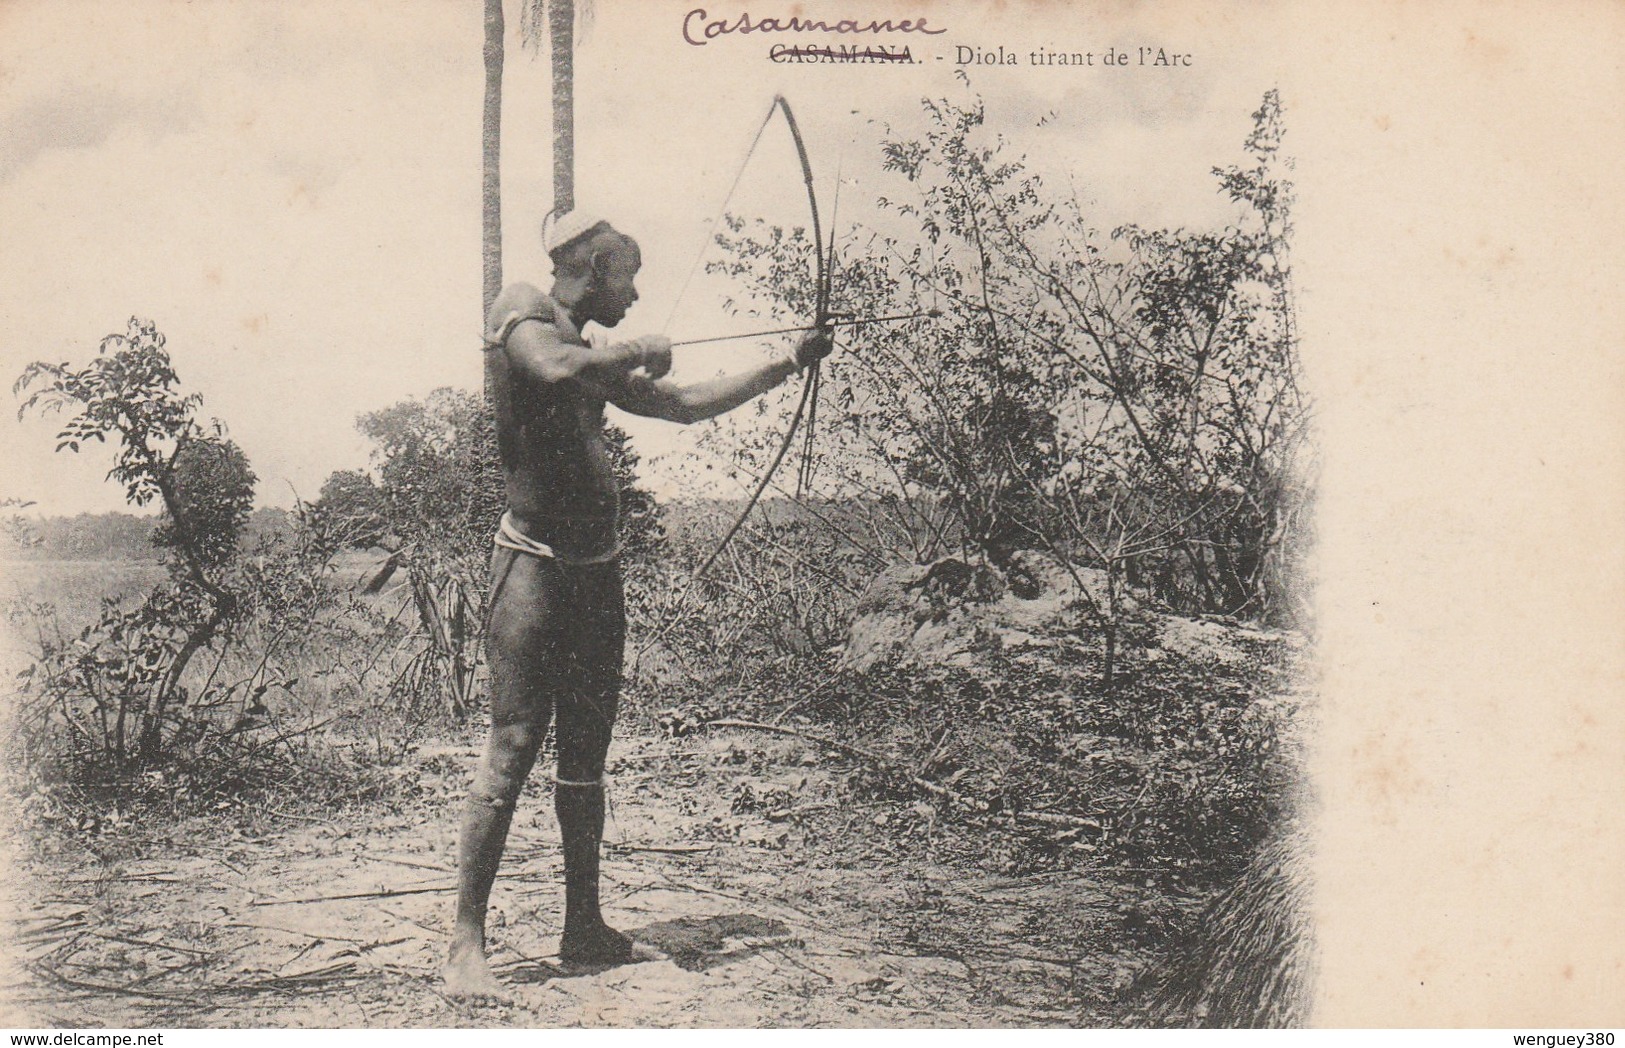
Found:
152,437 -> 255,572
707,90 -> 1310,628
11,319 -> 357,808
625,501 -> 873,696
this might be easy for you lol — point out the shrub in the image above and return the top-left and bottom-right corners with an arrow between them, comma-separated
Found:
12,319 -> 353,808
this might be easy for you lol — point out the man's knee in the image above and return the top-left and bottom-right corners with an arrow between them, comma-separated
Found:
470,720 -> 545,810
470,761 -> 528,811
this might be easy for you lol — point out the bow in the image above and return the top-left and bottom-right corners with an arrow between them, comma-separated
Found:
685,94 -> 832,580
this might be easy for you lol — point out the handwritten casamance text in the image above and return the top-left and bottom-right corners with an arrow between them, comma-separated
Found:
682,8 -> 947,46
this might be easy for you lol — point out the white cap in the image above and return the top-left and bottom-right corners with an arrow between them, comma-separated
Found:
541,209 -> 608,255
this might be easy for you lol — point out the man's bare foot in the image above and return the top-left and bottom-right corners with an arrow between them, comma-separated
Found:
559,919 -> 647,966
443,940 -> 511,1001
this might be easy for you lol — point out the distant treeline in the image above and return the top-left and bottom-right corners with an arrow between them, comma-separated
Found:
3,508 -> 295,562
3,501 -> 804,563
4,497 -> 928,565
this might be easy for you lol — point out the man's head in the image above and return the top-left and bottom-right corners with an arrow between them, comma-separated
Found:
546,212 -> 642,329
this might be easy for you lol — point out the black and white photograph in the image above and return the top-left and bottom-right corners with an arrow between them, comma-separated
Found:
1,0 -> 1620,1032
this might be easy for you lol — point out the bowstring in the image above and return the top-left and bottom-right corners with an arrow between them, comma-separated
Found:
661,100 -> 782,335
632,96 -> 827,665
693,95 -> 825,574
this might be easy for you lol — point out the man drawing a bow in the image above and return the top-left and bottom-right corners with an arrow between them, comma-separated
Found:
443,209 -> 833,997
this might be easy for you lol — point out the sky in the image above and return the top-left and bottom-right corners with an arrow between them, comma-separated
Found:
0,0 -> 1282,515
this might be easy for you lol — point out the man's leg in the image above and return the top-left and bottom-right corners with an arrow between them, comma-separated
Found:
444,551 -> 558,996
554,561 -> 632,964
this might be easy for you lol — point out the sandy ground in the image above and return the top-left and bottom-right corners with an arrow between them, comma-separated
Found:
3,728 -> 1157,1028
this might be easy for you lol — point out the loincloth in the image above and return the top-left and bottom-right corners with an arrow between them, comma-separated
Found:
493,510 -> 621,566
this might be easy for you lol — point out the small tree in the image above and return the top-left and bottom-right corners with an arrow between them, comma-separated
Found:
312,469 -> 390,549
16,319 -> 259,764
10,319 -> 380,800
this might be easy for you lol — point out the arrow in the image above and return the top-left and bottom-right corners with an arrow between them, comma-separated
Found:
670,309 -> 941,348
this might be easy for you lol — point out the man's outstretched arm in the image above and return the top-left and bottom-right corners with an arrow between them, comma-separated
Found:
601,328 -> 833,425
606,357 -> 800,425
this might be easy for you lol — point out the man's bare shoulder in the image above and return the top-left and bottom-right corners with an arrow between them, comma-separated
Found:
486,283 -> 557,338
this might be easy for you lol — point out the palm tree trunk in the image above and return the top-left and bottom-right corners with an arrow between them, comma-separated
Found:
549,0 -> 574,212
482,0 -> 504,315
